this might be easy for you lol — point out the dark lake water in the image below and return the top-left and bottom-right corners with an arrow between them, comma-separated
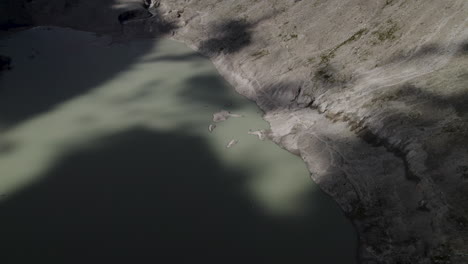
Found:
0,27 -> 357,263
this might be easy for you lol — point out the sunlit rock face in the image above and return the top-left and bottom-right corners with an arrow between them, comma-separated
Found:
2,0 -> 468,263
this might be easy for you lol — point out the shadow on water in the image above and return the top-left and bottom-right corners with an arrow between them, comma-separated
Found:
141,52 -> 206,63
0,128 -> 356,264
0,3 -> 358,263
178,74 -> 245,109
0,2 -> 177,130
0,31 -> 152,129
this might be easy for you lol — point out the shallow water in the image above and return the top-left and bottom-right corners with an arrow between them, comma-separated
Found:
0,27 -> 356,263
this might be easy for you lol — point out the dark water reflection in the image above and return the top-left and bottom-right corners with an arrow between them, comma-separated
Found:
0,27 -> 356,264
0,128 -> 355,264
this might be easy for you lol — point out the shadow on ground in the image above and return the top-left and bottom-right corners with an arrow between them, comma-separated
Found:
198,12 -> 279,57
0,128 -> 356,264
199,19 -> 253,56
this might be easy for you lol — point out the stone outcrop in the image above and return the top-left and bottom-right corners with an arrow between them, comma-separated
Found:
2,0 -> 467,263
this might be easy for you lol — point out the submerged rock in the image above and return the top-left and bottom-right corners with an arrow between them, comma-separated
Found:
226,139 -> 238,149
208,124 -> 216,133
248,129 -> 266,140
212,110 -> 243,123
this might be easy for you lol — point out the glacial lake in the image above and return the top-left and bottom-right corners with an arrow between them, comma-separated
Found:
0,27 -> 356,263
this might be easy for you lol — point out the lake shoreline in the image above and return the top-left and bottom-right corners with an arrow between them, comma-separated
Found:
0,26 -> 357,263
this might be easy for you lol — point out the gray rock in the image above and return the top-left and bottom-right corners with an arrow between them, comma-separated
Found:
208,124 -> 216,133
226,139 -> 238,149
248,129 -> 266,140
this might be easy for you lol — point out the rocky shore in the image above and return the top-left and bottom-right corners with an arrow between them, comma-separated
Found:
2,0 -> 467,263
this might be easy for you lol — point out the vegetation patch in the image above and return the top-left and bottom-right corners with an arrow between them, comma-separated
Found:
368,85 -> 420,105
306,57 -> 316,64
313,65 -> 349,86
384,0 -> 396,7
316,66 -> 334,81
281,33 -> 299,42
251,49 -> 270,60
318,28 -> 368,64
337,28 -> 368,48
232,4 -> 248,14
370,89 -> 405,103
372,20 -> 399,43
319,51 -> 337,64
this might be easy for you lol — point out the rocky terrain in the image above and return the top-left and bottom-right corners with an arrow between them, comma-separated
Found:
1,0 -> 468,263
